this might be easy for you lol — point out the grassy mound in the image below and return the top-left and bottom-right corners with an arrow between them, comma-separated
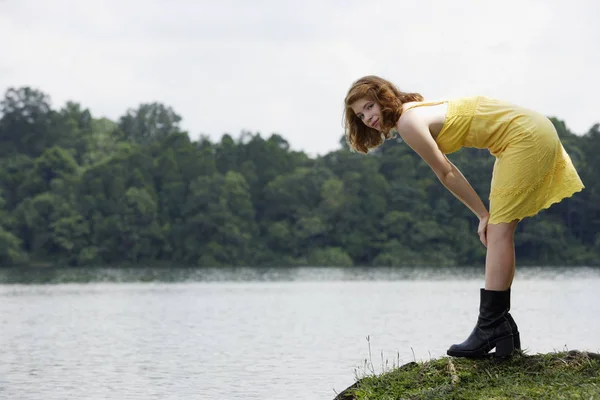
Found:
335,350 -> 600,400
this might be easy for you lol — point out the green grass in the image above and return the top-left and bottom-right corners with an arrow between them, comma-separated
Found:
335,350 -> 600,400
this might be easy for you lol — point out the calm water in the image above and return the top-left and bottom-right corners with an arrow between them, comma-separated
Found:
1,266 -> 599,400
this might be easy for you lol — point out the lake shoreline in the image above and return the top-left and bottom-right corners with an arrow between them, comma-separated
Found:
2,265 -> 600,285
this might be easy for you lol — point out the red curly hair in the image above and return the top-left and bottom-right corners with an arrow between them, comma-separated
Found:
343,75 -> 423,153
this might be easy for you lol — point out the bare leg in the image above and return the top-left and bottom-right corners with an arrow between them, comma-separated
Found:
447,219 -> 522,358
485,220 -> 519,291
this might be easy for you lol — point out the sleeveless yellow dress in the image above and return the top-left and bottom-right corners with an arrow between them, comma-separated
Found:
405,96 -> 585,224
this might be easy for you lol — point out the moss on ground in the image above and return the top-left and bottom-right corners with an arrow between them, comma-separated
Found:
335,350 -> 600,400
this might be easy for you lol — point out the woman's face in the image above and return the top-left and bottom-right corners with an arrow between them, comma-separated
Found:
351,98 -> 382,130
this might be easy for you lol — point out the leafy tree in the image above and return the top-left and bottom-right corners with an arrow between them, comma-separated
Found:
0,87 -> 59,158
119,102 -> 183,145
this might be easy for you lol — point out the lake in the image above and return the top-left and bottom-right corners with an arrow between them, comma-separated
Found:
1,266 -> 599,400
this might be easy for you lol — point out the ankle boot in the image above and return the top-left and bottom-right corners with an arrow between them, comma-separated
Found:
507,313 -> 521,350
447,288 -> 515,358
505,288 -> 521,350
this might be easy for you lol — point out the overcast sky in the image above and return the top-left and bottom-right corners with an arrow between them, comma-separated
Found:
1,0 -> 598,156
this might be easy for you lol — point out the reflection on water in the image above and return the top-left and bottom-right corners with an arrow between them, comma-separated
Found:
1,265 -> 600,284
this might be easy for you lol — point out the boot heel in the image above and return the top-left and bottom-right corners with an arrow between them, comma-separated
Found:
495,335 -> 514,358
514,332 -> 521,350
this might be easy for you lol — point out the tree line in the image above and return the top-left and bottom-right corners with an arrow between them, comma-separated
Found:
0,87 -> 598,267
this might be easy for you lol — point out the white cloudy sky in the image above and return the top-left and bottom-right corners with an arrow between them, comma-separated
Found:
1,0 -> 598,156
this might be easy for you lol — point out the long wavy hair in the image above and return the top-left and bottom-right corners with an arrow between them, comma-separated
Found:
343,75 -> 423,153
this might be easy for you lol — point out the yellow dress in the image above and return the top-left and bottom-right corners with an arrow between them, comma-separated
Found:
405,96 -> 585,224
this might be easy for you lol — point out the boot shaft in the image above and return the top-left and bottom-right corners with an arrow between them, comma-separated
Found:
477,288 -> 511,327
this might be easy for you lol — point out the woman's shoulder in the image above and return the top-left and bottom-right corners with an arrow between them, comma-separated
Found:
402,99 -> 448,112
399,100 -> 449,123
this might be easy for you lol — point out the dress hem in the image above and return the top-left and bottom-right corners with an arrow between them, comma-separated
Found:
488,184 -> 585,225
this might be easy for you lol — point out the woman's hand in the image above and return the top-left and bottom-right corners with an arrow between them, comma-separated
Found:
478,214 -> 490,247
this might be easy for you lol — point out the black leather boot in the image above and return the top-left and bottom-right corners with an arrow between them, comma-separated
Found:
447,288 -> 515,358
505,288 -> 521,350
507,313 -> 521,350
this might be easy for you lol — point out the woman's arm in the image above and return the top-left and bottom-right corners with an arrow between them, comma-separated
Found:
396,111 -> 489,219
438,158 -> 489,219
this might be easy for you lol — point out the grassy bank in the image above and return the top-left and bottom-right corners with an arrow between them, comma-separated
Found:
335,350 -> 600,399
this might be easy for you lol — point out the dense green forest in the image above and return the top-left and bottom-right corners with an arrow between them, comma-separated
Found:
0,87 -> 597,267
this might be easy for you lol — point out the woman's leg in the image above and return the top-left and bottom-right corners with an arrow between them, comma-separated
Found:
446,219 -> 521,358
484,220 -> 519,290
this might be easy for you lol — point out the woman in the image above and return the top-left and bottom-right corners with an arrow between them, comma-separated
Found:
343,75 -> 585,358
